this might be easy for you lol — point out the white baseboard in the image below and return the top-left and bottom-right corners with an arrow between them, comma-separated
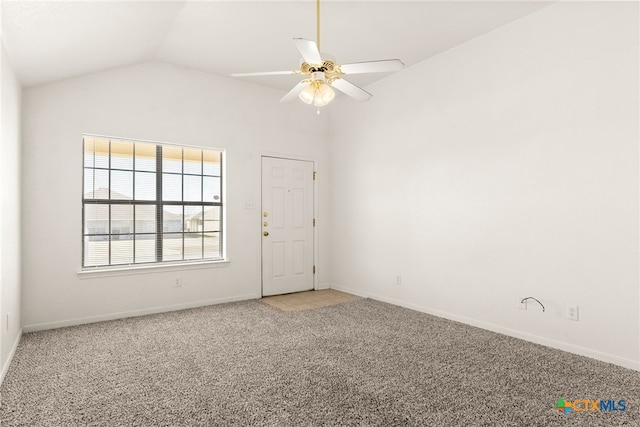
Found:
23,294 -> 259,333
0,328 -> 23,385
331,284 -> 640,372
316,282 -> 332,290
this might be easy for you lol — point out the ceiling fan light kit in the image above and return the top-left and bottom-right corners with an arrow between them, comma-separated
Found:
298,76 -> 335,107
230,0 -> 404,111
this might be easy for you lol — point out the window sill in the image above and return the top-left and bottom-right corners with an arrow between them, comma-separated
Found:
77,259 -> 230,279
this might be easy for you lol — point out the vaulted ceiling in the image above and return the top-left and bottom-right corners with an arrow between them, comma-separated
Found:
2,1 -> 552,90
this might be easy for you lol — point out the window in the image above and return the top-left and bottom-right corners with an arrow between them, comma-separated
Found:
82,136 -> 223,268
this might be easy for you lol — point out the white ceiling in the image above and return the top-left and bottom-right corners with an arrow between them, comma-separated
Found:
2,1 -> 553,91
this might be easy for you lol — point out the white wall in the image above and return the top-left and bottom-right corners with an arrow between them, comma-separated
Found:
21,61 -> 331,330
1,41 -> 23,380
330,2 -> 639,369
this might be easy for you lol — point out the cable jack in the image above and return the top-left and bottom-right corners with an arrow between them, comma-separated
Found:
520,297 -> 545,312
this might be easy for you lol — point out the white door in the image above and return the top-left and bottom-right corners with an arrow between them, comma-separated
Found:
261,157 -> 314,296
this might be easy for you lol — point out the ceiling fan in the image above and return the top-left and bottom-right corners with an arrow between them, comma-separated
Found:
230,0 -> 404,111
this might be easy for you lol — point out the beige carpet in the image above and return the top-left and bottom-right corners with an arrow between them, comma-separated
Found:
1,298 -> 639,426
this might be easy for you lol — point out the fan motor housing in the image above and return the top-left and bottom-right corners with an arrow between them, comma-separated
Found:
300,60 -> 341,76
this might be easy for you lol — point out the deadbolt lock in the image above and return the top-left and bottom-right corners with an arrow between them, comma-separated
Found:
263,231 -> 269,237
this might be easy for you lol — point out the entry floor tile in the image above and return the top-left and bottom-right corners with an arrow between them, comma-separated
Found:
261,289 -> 360,312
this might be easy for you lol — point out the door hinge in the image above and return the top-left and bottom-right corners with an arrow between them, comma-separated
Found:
313,171 -> 317,181
313,218 -> 316,227
313,265 -> 316,274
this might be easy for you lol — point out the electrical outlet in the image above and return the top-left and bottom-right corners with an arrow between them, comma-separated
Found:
567,305 -> 579,321
517,299 -> 527,310
395,274 -> 402,285
175,277 -> 182,288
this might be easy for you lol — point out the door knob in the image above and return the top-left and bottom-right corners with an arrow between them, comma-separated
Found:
263,231 -> 269,237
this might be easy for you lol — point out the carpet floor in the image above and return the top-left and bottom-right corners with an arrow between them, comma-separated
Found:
1,298 -> 639,426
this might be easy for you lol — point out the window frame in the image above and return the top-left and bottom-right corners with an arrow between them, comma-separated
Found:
81,135 -> 225,270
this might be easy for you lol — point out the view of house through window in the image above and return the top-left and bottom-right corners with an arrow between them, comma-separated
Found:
82,136 -> 223,268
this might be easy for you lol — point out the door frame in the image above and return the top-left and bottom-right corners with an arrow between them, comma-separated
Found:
259,154 -> 317,297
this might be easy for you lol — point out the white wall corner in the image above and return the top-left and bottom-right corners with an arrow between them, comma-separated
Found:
0,328 -> 22,386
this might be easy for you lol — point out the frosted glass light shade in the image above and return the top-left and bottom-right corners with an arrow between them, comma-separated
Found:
314,83 -> 335,106
298,81 -> 335,107
298,84 -> 316,104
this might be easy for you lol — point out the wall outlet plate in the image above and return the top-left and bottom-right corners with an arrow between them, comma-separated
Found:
567,304 -> 579,321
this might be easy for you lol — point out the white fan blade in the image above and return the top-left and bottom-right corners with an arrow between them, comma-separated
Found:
280,81 -> 308,103
330,78 -> 372,102
338,59 -> 404,75
231,70 -> 296,77
293,38 -> 323,66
